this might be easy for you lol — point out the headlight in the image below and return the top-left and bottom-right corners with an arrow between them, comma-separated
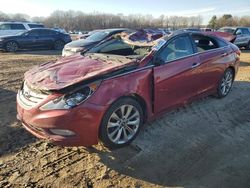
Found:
40,81 -> 101,110
71,47 -> 84,53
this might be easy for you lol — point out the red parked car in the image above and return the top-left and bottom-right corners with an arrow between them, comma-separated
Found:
17,31 -> 240,148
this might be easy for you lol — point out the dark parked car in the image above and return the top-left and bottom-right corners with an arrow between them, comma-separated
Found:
218,27 -> 250,49
0,28 -> 72,52
17,31 -> 240,148
62,28 -> 127,56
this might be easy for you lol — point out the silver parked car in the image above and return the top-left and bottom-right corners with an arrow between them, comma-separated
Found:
218,27 -> 250,49
0,22 -> 44,37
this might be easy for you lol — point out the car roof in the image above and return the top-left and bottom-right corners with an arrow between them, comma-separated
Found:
163,30 -> 219,40
28,28 -> 56,31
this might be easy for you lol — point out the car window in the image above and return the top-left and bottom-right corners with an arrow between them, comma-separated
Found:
216,38 -> 228,47
0,24 -> 11,30
218,28 -> 235,34
242,28 -> 250,35
191,35 -> 219,52
86,31 -> 110,42
158,36 -> 194,62
28,24 -> 44,28
10,24 -> 25,30
88,38 -> 150,56
38,30 -> 55,36
27,30 -> 40,36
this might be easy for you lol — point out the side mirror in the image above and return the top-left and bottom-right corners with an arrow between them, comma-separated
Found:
236,31 -> 242,35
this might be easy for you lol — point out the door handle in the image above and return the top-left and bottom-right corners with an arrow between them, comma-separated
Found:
191,62 -> 200,68
221,52 -> 228,57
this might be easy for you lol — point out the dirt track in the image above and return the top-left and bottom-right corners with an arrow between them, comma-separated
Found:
0,50 -> 250,188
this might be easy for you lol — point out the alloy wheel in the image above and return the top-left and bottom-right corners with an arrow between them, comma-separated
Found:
220,70 -> 233,96
6,41 -> 18,52
107,105 -> 140,145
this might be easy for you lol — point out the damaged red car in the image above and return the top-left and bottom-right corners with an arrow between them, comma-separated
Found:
17,31 -> 240,148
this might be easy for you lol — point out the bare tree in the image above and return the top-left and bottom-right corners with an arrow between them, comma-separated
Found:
1,10 -> 249,31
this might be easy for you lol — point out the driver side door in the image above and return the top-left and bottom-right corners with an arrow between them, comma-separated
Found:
19,30 -> 40,48
153,35 -> 202,114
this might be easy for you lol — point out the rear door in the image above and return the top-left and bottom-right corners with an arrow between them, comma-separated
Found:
153,35 -> 202,114
190,34 -> 233,93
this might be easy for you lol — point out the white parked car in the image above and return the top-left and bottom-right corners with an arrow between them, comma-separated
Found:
0,22 -> 44,37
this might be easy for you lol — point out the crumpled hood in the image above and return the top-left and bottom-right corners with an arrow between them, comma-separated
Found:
24,53 -> 136,91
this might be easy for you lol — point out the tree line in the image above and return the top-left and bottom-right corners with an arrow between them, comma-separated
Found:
0,10 -> 203,31
208,14 -> 250,29
0,10 -> 249,32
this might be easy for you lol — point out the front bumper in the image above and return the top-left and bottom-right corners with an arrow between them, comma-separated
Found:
16,94 -> 107,147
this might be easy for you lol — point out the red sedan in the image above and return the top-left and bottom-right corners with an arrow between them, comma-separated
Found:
16,31 -> 240,148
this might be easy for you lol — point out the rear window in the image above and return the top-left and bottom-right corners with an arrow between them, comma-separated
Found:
216,38 -> 228,47
10,24 -> 25,30
28,24 -> 44,28
86,31 -> 110,42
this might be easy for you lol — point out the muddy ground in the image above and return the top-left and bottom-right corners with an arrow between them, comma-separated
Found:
0,49 -> 250,188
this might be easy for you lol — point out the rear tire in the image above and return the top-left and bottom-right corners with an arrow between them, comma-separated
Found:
54,40 -> 65,50
217,68 -> 234,98
5,41 -> 18,52
99,97 -> 143,149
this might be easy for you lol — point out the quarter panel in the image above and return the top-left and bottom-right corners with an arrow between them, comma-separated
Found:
197,46 -> 235,93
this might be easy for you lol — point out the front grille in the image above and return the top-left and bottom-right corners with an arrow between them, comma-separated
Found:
18,82 -> 48,109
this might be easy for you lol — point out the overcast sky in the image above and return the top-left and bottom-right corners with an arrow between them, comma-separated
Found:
1,0 -> 250,24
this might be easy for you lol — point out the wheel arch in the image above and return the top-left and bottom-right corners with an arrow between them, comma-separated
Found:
4,40 -> 19,49
127,93 -> 148,123
227,66 -> 236,80
98,93 -> 148,137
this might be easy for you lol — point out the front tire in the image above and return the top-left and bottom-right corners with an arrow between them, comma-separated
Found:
246,41 -> 250,50
54,40 -> 65,50
99,97 -> 143,149
5,41 -> 18,52
217,68 -> 234,98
